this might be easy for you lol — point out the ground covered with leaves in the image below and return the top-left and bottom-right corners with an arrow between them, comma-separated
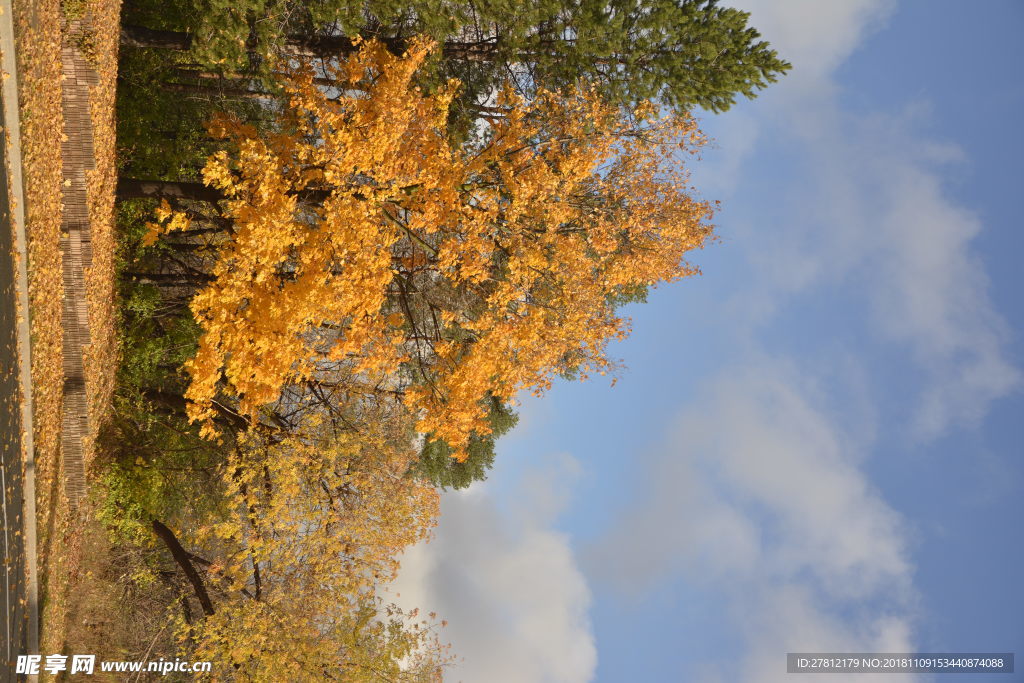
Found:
14,0 -> 124,668
15,0 -> 70,661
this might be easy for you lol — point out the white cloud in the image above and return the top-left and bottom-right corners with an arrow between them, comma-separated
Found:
588,362 -> 918,682
728,584 -> 918,683
693,0 -> 895,209
732,0 -> 896,89
388,454 -> 596,683
867,151 -> 1021,436
730,101 -> 1022,438
695,0 -> 1021,438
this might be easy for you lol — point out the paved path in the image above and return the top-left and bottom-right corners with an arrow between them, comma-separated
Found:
1,113 -> 29,679
0,0 -> 40,677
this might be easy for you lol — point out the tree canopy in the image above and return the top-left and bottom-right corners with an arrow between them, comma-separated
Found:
144,37 -> 716,458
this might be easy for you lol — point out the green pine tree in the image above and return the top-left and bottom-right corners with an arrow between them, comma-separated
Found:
412,395 -> 518,490
121,0 -> 790,115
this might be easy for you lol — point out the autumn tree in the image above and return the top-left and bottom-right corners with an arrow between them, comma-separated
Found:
143,404 -> 447,679
143,37 -> 715,461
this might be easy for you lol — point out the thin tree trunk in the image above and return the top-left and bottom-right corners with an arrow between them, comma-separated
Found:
161,82 -> 274,100
173,67 -> 343,91
159,241 -> 219,253
167,224 -> 233,238
117,178 -> 336,205
120,23 -> 502,61
117,178 -> 224,204
121,270 -> 212,285
121,24 -> 193,51
143,388 -> 249,431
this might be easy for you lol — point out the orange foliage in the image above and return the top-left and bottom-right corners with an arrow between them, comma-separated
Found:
151,37 -> 716,458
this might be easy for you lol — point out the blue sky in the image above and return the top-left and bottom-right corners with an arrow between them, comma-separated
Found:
389,2 -> 1024,681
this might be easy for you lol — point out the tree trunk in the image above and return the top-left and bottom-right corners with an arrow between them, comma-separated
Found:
151,519 -> 216,616
161,82 -> 274,101
117,178 -> 335,205
143,388 -> 249,431
121,271 -> 213,286
159,241 -> 219,253
173,67 -> 346,91
174,209 -> 235,234
121,24 -> 193,51
120,23 -> 502,62
117,178 -> 224,204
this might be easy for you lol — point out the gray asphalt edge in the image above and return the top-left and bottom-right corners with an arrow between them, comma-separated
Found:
0,0 -> 41,674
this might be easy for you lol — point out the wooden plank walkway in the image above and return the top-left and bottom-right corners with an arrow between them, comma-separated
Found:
58,20 -> 97,509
